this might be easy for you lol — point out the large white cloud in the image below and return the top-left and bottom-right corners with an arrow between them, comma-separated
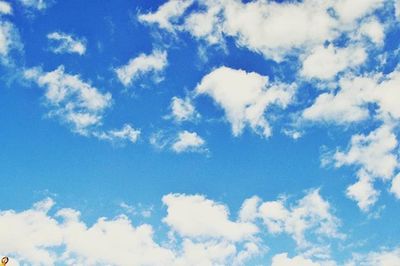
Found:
115,50 -> 167,87
140,0 -> 384,62
195,66 -> 296,138
0,191 -> 345,265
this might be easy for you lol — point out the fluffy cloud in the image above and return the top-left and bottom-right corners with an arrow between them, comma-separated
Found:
347,247 -> 400,266
302,75 -> 375,124
170,96 -> 198,122
140,0 -> 383,62
0,191 -> 344,265
0,198 -> 62,265
334,125 -> 398,180
358,18 -> 385,45
0,1 -> 12,15
138,0 -> 193,31
163,193 -> 258,241
24,66 -> 112,135
333,0 -> 383,24
47,32 -> 87,55
258,190 -> 343,248
301,44 -> 367,80
345,170 -> 380,211
115,50 -> 167,87
196,66 -> 296,137
171,131 -> 205,153
303,69 -> 400,124
0,194 -> 268,265
333,125 -> 398,210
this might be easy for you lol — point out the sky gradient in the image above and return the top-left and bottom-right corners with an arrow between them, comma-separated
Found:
1,0 -> 400,265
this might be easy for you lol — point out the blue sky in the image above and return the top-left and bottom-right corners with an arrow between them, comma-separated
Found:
1,0 -> 400,265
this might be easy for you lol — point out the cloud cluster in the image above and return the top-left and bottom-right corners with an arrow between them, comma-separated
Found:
140,0 -> 384,61
23,66 -> 140,144
0,190 -> 344,266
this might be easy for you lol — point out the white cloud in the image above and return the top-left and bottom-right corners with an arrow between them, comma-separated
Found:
18,0 -> 49,10
271,253 -> 323,266
58,212 -> 175,266
170,96 -> 198,122
358,19 -> 385,45
94,124 -> 141,144
171,131 -> 206,153
0,192 -> 345,265
334,125 -> 398,180
115,49 -> 167,87
141,0 -> 384,62
346,170 -> 380,211
396,0 -> 400,19
332,125 -> 398,210
347,247 -> 400,266
138,0 -> 193,31
24,66 -> 112,135
0,1 -> 12,15
258,189 -> 343,247
175,239 -> 236,266
390,173 -> 400,199
0,21 -> 21,63
162,193 -> 258,241
333,0 -> 383,24
47,32 -> 87,55
195,66 -> 296,137
238,196 -> 261,223
301,44 -> 367,80
0,198 -> 62,265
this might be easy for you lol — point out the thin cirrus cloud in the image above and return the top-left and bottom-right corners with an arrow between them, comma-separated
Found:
0,190 -> 346,265
18,0 -> 49,10
115,49 -> 167,87
47,32 -> 87,55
